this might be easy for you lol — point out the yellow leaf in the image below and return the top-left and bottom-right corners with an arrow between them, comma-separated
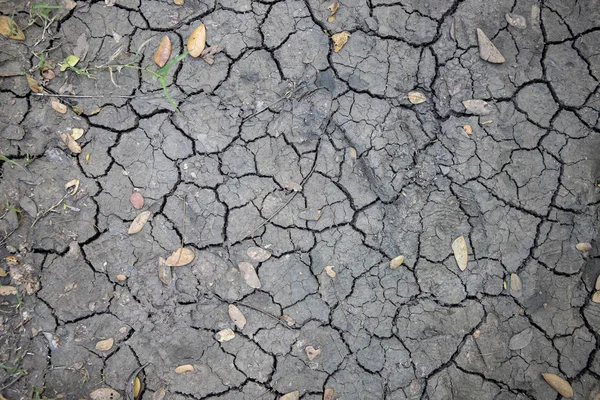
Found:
0,16 -> 25,40
90,107 -> 102,116
26,74 -> 44,93
60,55 -> 80,72
154,36 -> 173,67
331,31 -> 350,53
327,2 -> 340,22
165,247 -> 195,267
71,128 -> 85,140
407,91 -> 426,104
128,211 -> 151,234
71,105 -> 84,115
133,376 -> 141,398
52,99 -> 68,114
85,153 -> 90,164
187,24 -> 206,58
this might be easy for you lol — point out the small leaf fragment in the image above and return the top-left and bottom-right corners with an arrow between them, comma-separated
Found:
85,153 -> 91,164
595,275 -> 600,291
298,209 -> 322,221
323,388 -> 334,400
65,179 -> 80,195
0,16 -> 25,40
90,388 -> 122,400
281,315 -> 295,326
390,255 -> 405,270
215,328 -> 235,342
52,99 -> 68,114
60,55 -> 80,72
472,330 -> 481,339
476,28 -> 505,64
238,262 -> 261,288
407,91 -> 426,105
462,99 -> 493,115
165,248 -> 195,267
592,291 -> 600,303
541,373 -> 574,398
5,256 -> 19,266
463,124 -> 473,135
20,196 -> 37,218
154,36 -> 173,68
90,107 -> 102,116
0,286 -> 18,296
95,338 -> 114,351
152,387 -> 167,400
26,74 -> 44,93
576,242 -> 592,251
280,391 -> 300,400
116,274 -> 127,281
158,257 -> 172,285
130,192 -> 144,210
41,68 -> 56,80
505,13 -> 527,29
247,246 -> 271,262
0,267 -> 6,277
60,132 -> 82,153
71,105 -> 84,115
452,236 -> 468,271
187,24 -> 207,57
324,265 -> 336,278
305,346 -> 321,361
228,304 -> 247,329
133,376 -> 141,398
200,45 -> 222,64
327,2 -> 340,23
174,0 -> 184,4
510,273 -> 522,294
175,364 -> 194,374
71,128 -> 85,140
331,31 -> 350,52
128,211 -> 151,234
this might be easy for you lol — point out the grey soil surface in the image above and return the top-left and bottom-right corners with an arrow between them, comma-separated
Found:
1,0 -> 600,399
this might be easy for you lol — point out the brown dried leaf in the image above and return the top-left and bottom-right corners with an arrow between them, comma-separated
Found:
0,286 -> 17,296
331,31 -> 350,53
324,265 -> 336,278
390,255 -> 405,269
158,257 -> 172,285
0,16 -> 25,40
541,373 -> 574,398
130,192 -> 144,210
228,304 -> 247,329
215,328 -> 235,342
26,74 -> 44,93
154,36 -> 172,68
90,388 -> 122,400
305,345 -> 321,361
200,45 -> 222,65
52,99 -> 68,114
281,315 -> 295,326
247,246 -> 271,262
576,242 -> 592,251
407,91 -> 426,105
175,364 -> 194,374
95,338 -> 114,351
60,132 -> 82,154
166,247 -> 195,267
41,68 -> 56,80
128,211 -> 151,234
174,0 -> 184,4
327,1 -> 340,22
323,388 -> 334,400
5,256 -> 19,266
116,274 -> 127,281
238,262 -> 261,288
0,267 -> 7,277
187,24 -> 206,58
477,28 -> 505,64
592,292 -> 600,303
463,124 -> 473,135
452,236 -> 468,271
65,179 -> 80,195
280,391 -> 300,400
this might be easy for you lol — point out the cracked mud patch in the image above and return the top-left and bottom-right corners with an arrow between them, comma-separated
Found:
1,0 -> 600,399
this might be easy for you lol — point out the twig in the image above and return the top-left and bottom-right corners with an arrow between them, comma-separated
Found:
31,192 -> 70,228
242,81 -> 308,122
234,302 -> 292,329
33,92 -> 143,99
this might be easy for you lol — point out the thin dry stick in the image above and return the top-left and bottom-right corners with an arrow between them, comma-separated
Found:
234,302 -> 292,329
242,81 -> 308,122
31,192 -> 70,227
33,92 -> 143,99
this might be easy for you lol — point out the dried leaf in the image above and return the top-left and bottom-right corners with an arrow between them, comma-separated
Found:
450,19 -> 455,41
133,377 -> 141,398
154,36 -> 172,68
174,0 -> 184,4
0,268 -> 7,277
166,247 -> 195,267
65,179 -> 80,195
52,99 -> 68,114
90,388 -> 122,400
61,0 -> 77,10
327,1 -> 340,22
71,105 -> 84,115
331,31 -> 350,52
472,330 -> 481,339
452,236 -> 468,271
130,192 -> 144,210
90,108 -> 102,116
298,209 -> 322,221
576,242 -> 592,251
305,345 -> 321,361
27,74 -> 44,93
175,364 -> 194,374
348,147 -> 357,159
595,275 -> 600,291
200,45 -> 222,64
285,181 -> 303,192
462,99 -> 493,115
60,55 -> 80,72
476,28 -> 505,64
128,211 -> 151,234
105,0 -> 117,5
281,315 -> 295,326
508,328 -> 532,350
0,16 -> 25,40
228,304 -> 247,329
20,196 -> 37,218
247,246 -> 271,262
324,265 -> 336,278
158,257 -> 172,285
73,33 -> 90,62
0,286 -> 17,296
5,256 -> 19,266
238,262 -> 261,288
60,132 -> 82,153
152,387 -> 167,400
510,273 -> 522,293
280,391 -> 300,400
542,373 -> 574,398
95,338 -> 114,351
592,292 -> 600,303
86,153 -> 91,164
41,67 -> 56,80
390,255 -> 405,269
323,388 -> 334,400
187,24 -> 206,58
215,328 -> 235,342
71,128 -> 85,140
116,274 -> 127,281
463,124 -> 473,135
407,91 -> 426,105
505,13 -> 527,29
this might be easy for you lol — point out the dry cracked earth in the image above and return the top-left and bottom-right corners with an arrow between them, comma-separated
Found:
1,0 -> 600,399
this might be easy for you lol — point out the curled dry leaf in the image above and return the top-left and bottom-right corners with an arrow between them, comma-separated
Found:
247,246 -> 271,262
128,211 -> 151,234
0,286 -> 18,296
323,388 -> 334,400
331,31 -> 350,52
89,388 -> 122,400
505,13 -> 527,29
95,338 -> 114,351
280,391 -> 300,400
476,28 -> 505,64
166,247 -> 195,267
0,16 -> 25,40
60,132 -> 82,153
541,373 -> 574,398
65,179 -> 80,195
215,328 -> 235,342
41,67 -> 56,80
130,192 -> 144,210
158,257 -> 172,285
576,242 -> 592,251
324,265 -> 336,278
390,255 -> 405,269
71,128 -> 84,140
327,1 -> 340,23
228,304 -> 247,329
305,345 -> 321,361
175,364 -> 194,374
452,236 -> 468,271
463,124 -> 473,135
407,91 -> 426,105
592,292 -> 600,303
154,36 -> 172,68
27,74 -> 44,93
52,99 -> 68,114
238,262 -> 261,288
187,24 -> 207,57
